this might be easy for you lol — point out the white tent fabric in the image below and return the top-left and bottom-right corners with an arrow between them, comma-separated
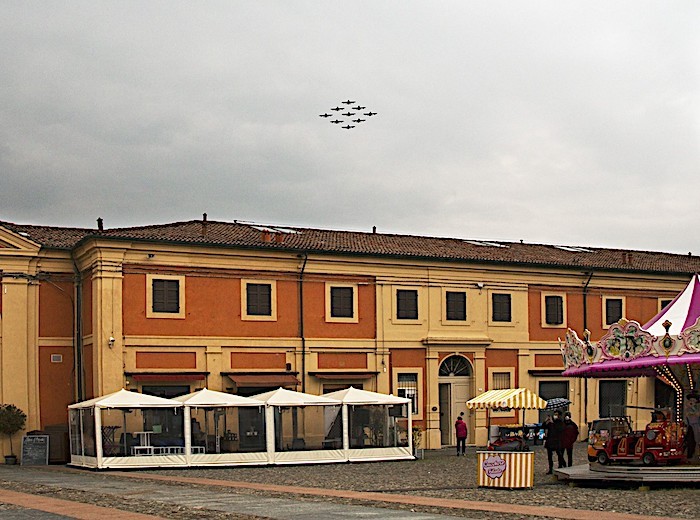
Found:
324,386 -> 409,405
251,387 -> 341,406
173,388 -> 263,407
68,389 -> 183,409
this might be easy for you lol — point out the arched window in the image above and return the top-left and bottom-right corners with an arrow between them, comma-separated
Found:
439,355 -> 472,377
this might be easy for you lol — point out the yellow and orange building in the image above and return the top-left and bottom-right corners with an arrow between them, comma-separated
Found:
2,216 -> 699,458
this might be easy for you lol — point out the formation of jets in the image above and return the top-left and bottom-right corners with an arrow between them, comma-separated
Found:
319,99 -> 377,130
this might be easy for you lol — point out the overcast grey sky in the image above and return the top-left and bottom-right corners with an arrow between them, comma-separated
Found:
2,1 -> 699,254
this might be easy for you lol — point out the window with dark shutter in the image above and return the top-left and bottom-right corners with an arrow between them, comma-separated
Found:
492,293 -> 511,322
152,279 -> 180,313
544,295 -> 564,325
445,291 -> 466,321
605,298 -> 623,325
396,289 -> 418,320
330,287 -> 354,318
247,283 -> 272,316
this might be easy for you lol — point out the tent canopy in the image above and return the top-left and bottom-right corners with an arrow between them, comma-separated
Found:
466,388 -> 547,410
323,386 -> 409,405
173,388 -> 262,407
251,387 -> 341,406
643,274 -> 700,335
68,389 -> 182,409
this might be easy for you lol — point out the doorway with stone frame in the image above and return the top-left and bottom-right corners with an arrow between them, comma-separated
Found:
438,355 -> 474,446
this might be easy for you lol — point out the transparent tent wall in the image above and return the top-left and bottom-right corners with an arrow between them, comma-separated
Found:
349,405 -> 409,448
98,408 -> 184,457
275,405 -> 342,451
189,406 -> 266,454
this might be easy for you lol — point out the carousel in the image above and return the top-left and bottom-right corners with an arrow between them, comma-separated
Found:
561,274 -> 700,477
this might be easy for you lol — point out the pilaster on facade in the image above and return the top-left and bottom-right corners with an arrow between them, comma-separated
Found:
0,274 -> 40,434
90,251 -> 126,396
472,350 -> 488,446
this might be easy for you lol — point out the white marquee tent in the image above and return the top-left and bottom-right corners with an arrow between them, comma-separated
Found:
68,388 -> 414,469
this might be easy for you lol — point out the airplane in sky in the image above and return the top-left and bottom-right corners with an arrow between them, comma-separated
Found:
342,112 -> 355,117
342,99 -> 356,104
352,118 -> 365,123
319,113 -> 332,118
364,111 -> 377,116
353,106 -> 365,110
342,125 -> 355,129
331,106 -> 343,111
330,120 -> 343,124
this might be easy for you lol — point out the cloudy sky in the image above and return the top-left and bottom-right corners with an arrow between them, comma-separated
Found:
1,1 -> 699,254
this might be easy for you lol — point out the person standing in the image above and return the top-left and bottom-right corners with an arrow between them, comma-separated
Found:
561,411 -> 579,468
544,411 -> 565,473
454,415 -> 468,456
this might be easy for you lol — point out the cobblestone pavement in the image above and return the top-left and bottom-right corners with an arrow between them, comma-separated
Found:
0,444 -> 698,519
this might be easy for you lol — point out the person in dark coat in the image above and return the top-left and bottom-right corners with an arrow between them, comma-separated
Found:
454,415 -> 468,456
544,411 -> 565,473
561,411 -> 579,467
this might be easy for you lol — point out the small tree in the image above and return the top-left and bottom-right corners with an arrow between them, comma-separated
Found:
0,404 -> 27,456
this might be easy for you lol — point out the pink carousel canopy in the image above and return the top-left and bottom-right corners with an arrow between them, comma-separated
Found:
561,274 -> 700,378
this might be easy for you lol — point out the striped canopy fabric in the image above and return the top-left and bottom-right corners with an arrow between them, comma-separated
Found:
466,388 -> 547,410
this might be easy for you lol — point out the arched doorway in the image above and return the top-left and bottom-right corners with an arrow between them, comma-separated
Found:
438,355 -> 474,446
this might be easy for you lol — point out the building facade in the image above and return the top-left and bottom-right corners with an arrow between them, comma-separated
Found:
2,217 -> 699,458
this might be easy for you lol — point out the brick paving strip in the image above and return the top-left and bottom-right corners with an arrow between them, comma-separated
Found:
111,471 -> 680,520
0,488 -> 163,520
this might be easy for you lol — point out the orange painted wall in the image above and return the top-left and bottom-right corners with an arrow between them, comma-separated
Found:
485,349 -> 518,388
529,287 -> 669,342
535,354 -> 563,368
302,281 -> 375,339
39,280 -> 73,338
39,346 -> 74,425
122,273 -> 298,337
231,352 -> 287,370
122,272 -> 375,339
317,352 -> 367,369
136,352 -> 197,369
391,348 -> 426,368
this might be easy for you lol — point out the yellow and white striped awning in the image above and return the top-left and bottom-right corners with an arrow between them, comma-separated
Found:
466,388 -> 547,410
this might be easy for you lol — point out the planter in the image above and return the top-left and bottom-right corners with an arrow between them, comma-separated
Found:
4,455 -> 17,465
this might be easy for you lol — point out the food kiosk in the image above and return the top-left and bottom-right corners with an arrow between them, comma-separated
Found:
467,388 -> 546,489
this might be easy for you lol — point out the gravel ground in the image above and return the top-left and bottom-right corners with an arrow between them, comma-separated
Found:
1,444 -> 698,520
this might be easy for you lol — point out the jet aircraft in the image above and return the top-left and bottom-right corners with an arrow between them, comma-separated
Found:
331,106 -> 343,111
342,125 -> 355,129
330,120 -> 343,124
342,99 -> 356,104
342,112 -> 355,117
353,106 -> 365,110
319,113 -> 332,118
352,118 -> 365,123
364,112 -> 377,116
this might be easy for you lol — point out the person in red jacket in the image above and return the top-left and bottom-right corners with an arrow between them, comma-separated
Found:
454,415 -> 468,456
561,411 -> 579,467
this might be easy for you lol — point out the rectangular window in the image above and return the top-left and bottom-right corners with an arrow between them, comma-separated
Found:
659,299 -> 673,312
492,371 -> 511,390
492,293 -> 512,322
599,380 -> 627,417
445,291 -> 467,321
330,286 -> 354,318
153,279 -> 180,313
538,381 -> 569,423
397,373 -> 418,415
605,298 -> 623,325
246,283 -> 272,316
544,295 -> 564,325
396,289 -> 418,320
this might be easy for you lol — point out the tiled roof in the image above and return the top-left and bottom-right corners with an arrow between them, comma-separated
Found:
2,218 -> 700,274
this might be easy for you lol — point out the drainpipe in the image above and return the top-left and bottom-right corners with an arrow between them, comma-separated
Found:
297,253 -> 308,392
72,256 -> 85,401
582,271 -> 593,428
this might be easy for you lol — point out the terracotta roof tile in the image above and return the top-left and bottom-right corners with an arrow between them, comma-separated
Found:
2,219 -> 699,274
